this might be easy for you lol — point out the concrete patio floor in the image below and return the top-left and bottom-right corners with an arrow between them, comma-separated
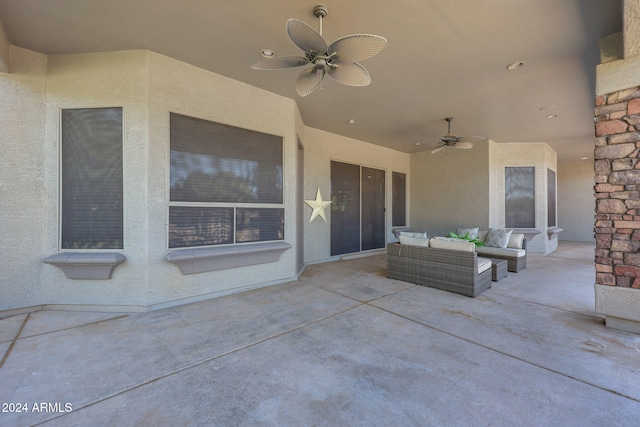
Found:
1,242 -> 639,426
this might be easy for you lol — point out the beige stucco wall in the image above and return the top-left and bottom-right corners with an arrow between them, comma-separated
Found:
1,48 -> 303,312
41,50 -> 151,308
0,46 -> 47,311
558,160 -> 596,242
410,142 -> 490,237
41,51 -> 148,307
1,46 -> 409,313
489,142 -> 558,254
302,127 -> 411,264
409,139 -> 559,253
145,52 -> 300,308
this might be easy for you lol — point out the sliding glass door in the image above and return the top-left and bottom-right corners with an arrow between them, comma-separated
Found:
331,162 -> 361,255
330,161 -> 385,256
362,167 -> 386,251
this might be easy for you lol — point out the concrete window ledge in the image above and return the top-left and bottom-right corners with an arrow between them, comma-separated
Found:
547,227 -> 563,240
43,253 -> 126,279
512,228 -> 542,242
166,241 -> 292,275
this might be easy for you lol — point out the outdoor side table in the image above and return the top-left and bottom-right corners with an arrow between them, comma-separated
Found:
489,258 -> 508,282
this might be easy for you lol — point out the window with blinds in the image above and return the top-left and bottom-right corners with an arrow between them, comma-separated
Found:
505,166 -> 535,228
61,107 -> 124,249
547,169 -> 556,227
392,171 -> 406,227
169,113 -> 284,248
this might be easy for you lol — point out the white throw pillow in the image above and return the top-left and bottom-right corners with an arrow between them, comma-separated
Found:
508,233 -> 525,249
485,228 -> 513,248
429,237 -> 475,252
399,231 -> 429,247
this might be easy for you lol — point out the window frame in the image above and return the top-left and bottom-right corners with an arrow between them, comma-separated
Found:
504,166 -> 536,229
58,106 -> 126,252
166,111 -> 285,250
392,171 -> 407,227
547,168 -> 557,228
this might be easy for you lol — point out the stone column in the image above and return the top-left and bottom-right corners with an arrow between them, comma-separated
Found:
594,88 -> 640,284
593,1 -> 640,333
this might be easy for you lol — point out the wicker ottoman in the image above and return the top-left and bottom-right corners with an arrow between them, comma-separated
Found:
489,258 -> 508,282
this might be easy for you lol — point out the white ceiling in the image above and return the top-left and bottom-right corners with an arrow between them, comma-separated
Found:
0,0 -> 622,162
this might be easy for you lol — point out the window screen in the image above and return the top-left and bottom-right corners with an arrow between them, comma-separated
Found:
547,169 -> 556,227
61,108 -> 123,249
505,166 -> 535,228
392,172 -> 406,227
169,113 -> 284,248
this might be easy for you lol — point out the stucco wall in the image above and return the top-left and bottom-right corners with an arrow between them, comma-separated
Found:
145,52 -> 300,308
41,50 -> 150,308
302,127 -> 411,264
1,48 -> 303,312
408,140 -> 559,252
410,142 -> 490,237
489,142 -> 558,254
0,46 -> 47,311
558,160 -> 596,242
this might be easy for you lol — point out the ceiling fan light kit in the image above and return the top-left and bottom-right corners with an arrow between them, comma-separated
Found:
430,117 -> 486,154
251,4 -> 387,97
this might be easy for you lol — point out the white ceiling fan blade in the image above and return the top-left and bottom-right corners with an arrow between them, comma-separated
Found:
327,62 -> 371,86
296,67 -> 325,97
328,34 -> 387,63
251,56 -> 310,70
287,19 -> 327,54
454,142 -> 474,149
456,136 -> 486,143
431,145 -> 447,154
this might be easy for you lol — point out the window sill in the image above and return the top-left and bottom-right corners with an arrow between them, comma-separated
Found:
512,228 -> 542,242
43,252 -> 126,279
547,227 -> 563,240
166,241 -> 292,275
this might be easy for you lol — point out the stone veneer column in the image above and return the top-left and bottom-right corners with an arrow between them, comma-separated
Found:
593,1 -> 640,334
594,86 -> 640,332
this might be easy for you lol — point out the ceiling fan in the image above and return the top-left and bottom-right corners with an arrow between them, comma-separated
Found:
251,4 -> 387,97
431,117 -> 486,154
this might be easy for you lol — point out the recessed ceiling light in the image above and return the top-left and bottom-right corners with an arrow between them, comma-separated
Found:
539,104 -> 556,111
260,49 -> 275,58
546,114 -> 558,119
581,157 -> 589,160
348,119 -> 357,124
415,142 -> 422,146
506,61 -> 525,70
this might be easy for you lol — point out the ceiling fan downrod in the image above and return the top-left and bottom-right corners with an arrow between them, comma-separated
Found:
313,4 -> 328,36
445,117 -> 453,135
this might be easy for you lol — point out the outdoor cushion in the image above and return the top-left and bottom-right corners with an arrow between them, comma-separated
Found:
485,228 -> 513,248
429,237 -> 475,252
477,257 -> 492,274
456,227 -> 479,239
476,246 -> 526,258
399,231 -> 429,247
508,233 -> 525,249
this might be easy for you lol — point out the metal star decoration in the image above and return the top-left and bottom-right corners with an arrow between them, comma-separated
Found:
304,188 -> 332,223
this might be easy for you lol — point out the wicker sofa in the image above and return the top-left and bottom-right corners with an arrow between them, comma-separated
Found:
387,239 -> 492,298
475,230 -> 527,272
